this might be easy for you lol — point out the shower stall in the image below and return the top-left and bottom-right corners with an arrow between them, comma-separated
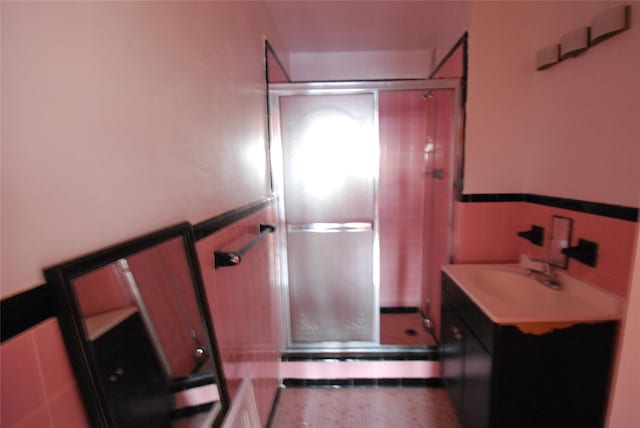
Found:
269,80 -> 462,351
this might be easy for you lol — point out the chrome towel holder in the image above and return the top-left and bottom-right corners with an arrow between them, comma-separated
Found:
213,223 -> 276,269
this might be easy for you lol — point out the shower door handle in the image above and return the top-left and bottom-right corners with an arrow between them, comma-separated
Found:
287,222 -> 373,233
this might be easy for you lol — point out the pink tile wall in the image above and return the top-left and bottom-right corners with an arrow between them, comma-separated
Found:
194,206 -> 281,427
0,318 -> 89,428
452,201 -> 525,264
452,201 -> 637,297
378,91 -> 427,307
517,204 -> 637,297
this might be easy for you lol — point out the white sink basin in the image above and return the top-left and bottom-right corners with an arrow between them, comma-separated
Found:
471,269 -> 556,309
442,264 -> 623,325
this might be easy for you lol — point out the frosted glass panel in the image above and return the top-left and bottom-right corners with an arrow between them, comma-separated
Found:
278,91 -> 378,346
287,230 -> 375,343
280,94 -> 376,224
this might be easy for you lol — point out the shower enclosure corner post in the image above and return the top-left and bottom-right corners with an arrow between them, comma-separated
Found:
268,91 -> 294,351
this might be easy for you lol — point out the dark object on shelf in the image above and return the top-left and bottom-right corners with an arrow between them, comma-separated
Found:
517,225 -> 544,246
562,238 -> 598,267
214,223 -> 275,269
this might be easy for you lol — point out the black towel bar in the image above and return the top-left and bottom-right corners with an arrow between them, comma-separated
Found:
213,223 -> 275,269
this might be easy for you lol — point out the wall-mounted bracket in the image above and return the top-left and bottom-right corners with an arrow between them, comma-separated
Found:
213,223 -> 276,269
562,238 -> 598,267
518,225 -> 545,246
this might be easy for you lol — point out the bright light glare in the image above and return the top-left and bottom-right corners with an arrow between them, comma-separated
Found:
297,110 -> 376,198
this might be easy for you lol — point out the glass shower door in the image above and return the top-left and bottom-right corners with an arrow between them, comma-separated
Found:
278,93 -> 379,345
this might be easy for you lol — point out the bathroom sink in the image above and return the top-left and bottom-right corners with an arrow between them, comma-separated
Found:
442,263 -> 623,324
470,269 -> 555,310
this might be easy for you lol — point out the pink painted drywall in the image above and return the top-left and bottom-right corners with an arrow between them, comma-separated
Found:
1,1 -> 288,297
607,218 -> 640,427
290,50 -> 432,81
378,91 -> 428,307
0,318 -> 90,428
195,206 -> 281,427
267,47 -> 290,83
431,42 -> 464,79
465,1 -> 640,207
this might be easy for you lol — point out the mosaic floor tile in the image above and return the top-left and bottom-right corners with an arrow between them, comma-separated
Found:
270,387 -> 461,428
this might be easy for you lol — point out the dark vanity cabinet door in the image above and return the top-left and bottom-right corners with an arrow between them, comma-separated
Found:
91,313 -> 172,428
441,272 -> 617,428
441,298 -> 491,428
441,300 -> 465,415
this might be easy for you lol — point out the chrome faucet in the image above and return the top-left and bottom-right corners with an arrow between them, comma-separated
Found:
525,259 -> 561,290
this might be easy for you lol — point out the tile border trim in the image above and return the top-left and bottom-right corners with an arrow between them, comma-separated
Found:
281,378 -> 444,388
380,306 -> 420,314
459,193 -> 638,222
1,283 -> 54,343
192,196 -> 275,241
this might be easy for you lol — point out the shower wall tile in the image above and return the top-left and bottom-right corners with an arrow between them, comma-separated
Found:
0,318 -> 89,428
378,91 -> 428,307
194,206 -> 281,427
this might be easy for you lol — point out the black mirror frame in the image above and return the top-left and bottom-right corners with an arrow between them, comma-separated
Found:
44,222 -> 229,427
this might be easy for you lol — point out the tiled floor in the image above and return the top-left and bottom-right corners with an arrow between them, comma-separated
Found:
269,387 -> 461,428
380,312 -> 437,346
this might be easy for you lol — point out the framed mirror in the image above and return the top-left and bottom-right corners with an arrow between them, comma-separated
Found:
44,223 -> 229,427
549,215 -> 573,269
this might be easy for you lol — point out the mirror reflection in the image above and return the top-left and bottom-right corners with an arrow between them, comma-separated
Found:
45,224 -> 226,428
549,215 -> 573,268
74,237 -> 212,379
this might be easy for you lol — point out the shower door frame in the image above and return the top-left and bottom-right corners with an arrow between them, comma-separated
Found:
269,79 -> 462,351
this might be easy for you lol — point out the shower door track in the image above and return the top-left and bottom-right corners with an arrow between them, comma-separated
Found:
269,79 -> 461,352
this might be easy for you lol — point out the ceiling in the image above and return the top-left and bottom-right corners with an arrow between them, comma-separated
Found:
266,0 -> 470,53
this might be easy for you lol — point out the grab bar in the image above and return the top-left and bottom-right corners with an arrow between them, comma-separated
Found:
213,223 -> 276,269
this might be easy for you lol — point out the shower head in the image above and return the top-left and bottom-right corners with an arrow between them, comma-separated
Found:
423,91 -> 434,100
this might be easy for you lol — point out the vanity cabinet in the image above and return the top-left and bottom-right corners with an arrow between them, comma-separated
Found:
441,272 -> 617,428
90,312 -> 172,428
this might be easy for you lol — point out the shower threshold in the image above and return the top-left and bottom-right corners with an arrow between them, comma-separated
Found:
282,345 -> 438,363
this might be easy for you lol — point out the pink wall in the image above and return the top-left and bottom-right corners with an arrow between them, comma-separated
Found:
1,2 -> 287,426
290,50 -> 432,81
0,319 -> 89,428
267,47 -> 290,83
1,1 -> 288,297
465,1 -> 640,207
457,2 -> 640,422
378,91 -> 428,307
453,201 -> 637,298
195,207 -> 281,427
